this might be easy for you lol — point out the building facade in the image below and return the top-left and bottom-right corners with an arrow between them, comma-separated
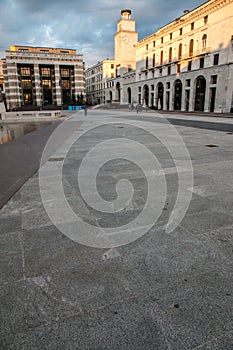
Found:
2,45 -> 85,110
87,0 -> 233,113
86,59 -> 115,105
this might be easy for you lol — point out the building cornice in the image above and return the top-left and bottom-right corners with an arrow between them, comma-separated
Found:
137,0 -> 232,47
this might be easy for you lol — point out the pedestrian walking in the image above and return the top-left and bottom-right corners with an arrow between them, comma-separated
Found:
84,105 -> 87,116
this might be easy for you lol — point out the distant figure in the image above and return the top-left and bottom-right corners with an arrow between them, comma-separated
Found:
84,105 -> 87,116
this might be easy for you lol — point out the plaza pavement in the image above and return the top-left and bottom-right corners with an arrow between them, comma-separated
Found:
0,109 -> 233,349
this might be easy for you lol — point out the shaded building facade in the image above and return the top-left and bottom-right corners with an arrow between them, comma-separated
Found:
2,46 -> 85,110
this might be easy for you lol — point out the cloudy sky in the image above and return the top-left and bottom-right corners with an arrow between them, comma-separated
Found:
0,0 -> 204,67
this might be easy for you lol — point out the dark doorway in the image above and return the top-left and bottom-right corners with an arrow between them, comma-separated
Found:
109,91 -> 112,101
116,82 -> 120,101
157,83 -> 164,109
195,76 -> 206,111
174,80 -> 182,110
185,90 -> 190,111
43,89 -> 52,105
210,87 -> 216,112
127,87 -> 131,104
166,91 -> 170,110
143,85 -> 149,106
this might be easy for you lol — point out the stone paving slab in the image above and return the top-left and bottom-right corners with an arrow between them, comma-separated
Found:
0,110 -> 233,349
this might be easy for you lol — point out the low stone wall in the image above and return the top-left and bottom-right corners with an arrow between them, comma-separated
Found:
0,110 -> 61,120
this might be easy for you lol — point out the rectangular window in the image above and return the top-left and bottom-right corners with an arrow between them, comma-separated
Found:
42,80 -> 51,89
159,67 -> 162,75
146,44 -> 148,50
151,84 -> 154,91
161,37 -> 163,44
187,61 -> 192,71
191,22 -> 194,30
61,68 -> 70,77
111,64 -> 114,69
211,75 -> 217,84
213,53 -> 219,65
20,67 -> 31,76
62,80 -> 70,89
153,41 -> 155,47
166,82 -> 170,89
186,79 -> 191,87
22,79 -> 32,89
170,33 -> 172,40
177,64 -> 181,73
138,87 -> 141,92
167,65 -> 171,75
180,28 -> 183,36
200,57 -> 204,68
204,15 -> 208,25
41,67 -> 51,76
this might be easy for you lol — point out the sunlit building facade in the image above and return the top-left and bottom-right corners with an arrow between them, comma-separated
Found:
86,59 -> 115,105
2,45 -> 85,110
88,0 -> 233,113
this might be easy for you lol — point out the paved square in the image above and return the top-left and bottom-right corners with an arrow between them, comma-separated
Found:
0,110 -> 233,349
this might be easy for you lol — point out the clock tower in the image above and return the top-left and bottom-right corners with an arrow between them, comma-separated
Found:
114,10 -> 138,76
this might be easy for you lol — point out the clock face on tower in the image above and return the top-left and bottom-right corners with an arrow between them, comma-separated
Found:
122,35 -> 129,44
117,35 -> 129,45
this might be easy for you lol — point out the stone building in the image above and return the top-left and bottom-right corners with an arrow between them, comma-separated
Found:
86,59 -> 115,105
88,0 -> 233,113
2,45 -> 85,110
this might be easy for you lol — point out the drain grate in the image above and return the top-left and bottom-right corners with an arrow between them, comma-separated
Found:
205,144 -> 219,148
48,157 -> 65,162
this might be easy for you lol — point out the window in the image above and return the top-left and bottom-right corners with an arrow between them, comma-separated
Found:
161,37 -> 163,44
151,84 -> 154,91
111,73 -> 114,78
186,79 -> 191,87
153,41 -> 156,47
200,57 -> 204,68
111,64 -> 114,69
61,68 -> 70,77
22,79 -> 31,88
187,61 -> 192,71
146,56 -> 148,69
191,22 -> 194,30
202,34 -> 207,50
178,43 -> 182,60
160,51 -> 163,65
170,33 -> 172,40
60,50 -> 69,54
204,15 -> 208,24
41,67 -> 51,76
180,28 -> 183,36
152,54 -> 155,67
213,53 -> 219,65
169,47 -> 172,62
211,75 -> 217,84
42,80 -> 51,88
146,44 -> 148,50
177,64 -> 181,73
167,65 -> 171,75
20,67 -> 31,76
166,82 -> 170,89
159,67 -> 162,75
138,87 -> 141,92
62,80 -> 70,89
189,39 -> 194,56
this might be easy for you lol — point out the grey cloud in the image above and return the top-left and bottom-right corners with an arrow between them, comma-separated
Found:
0,0 -> 203,66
